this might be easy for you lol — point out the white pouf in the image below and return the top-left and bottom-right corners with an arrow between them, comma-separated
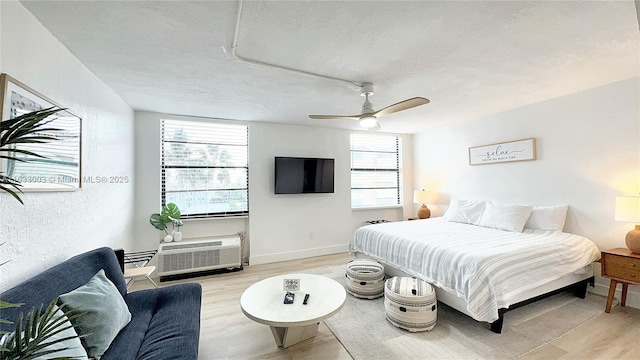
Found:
384,276 -> 437,332
345,259 -> 385,299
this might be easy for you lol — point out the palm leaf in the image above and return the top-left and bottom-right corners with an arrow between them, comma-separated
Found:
0,301 -> 22,310
0,108 -> 64,204
2,136 -> 59,145
0,175 -> 23,204
0,148 -> 51,162
0,298 -> 86,360
0,108 -> 62,148
0,301 -> 22,328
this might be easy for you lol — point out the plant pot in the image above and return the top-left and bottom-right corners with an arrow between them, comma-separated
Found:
164,234 -> 173,243
172,231 -> 182,242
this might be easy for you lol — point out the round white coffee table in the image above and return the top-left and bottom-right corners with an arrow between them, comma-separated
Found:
240,273 -> 346,348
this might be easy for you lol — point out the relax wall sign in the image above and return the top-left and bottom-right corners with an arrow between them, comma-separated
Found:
469,138 -> 537,165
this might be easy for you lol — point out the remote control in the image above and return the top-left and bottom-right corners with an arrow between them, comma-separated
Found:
303,294 -> 310,305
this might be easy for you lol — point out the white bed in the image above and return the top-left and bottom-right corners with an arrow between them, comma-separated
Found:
350,217 -> 601,332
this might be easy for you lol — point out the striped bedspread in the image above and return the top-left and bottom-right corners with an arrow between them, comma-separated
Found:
350,217 -> 601,322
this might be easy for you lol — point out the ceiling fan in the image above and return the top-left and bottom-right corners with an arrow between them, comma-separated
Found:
309,83 -> 430,130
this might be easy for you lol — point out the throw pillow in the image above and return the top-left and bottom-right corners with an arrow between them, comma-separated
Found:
443,198 -> 486,225
524,205 -> 569,231
58,269 -> 131,358
0,304 -> 88,360
478,201 -> 533,232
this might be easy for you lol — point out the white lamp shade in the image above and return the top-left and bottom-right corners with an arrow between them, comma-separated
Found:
615,195 -> 640,223
359,117 -> 378,128
413,190 -> 437,204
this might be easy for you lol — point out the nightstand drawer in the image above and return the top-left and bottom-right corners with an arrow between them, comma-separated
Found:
602,254 -> 640,283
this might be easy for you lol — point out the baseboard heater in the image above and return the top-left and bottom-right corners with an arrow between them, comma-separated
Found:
158,235 -> 242,282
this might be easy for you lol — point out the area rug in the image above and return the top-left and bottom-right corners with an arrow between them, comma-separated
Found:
314,267 -> 604,360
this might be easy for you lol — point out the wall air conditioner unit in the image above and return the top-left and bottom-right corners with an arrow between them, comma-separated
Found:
158,235 -> 242,281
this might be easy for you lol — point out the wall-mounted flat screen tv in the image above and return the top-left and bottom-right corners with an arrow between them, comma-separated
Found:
274,156 -> 335,194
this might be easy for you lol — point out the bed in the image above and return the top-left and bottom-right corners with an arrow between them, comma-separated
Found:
350,216 -> 601,333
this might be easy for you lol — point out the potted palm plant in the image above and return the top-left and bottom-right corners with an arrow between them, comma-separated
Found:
0,108 -> 87,359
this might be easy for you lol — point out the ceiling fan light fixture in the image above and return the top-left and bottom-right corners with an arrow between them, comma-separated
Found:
359,116 -> 378,128
308,82 -> 429,128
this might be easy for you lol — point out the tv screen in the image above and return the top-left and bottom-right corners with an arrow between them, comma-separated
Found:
275,157 -> 335,194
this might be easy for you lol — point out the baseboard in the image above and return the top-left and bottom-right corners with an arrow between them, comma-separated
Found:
249,244 -> 349,265
590,275 -> 640,309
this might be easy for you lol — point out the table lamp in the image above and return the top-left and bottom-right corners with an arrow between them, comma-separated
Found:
413,190 -> 435,219
615,195 -> 640,253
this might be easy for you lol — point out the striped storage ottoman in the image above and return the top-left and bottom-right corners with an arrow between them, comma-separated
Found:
384,276 -> 437,332
345,259 -> 385,299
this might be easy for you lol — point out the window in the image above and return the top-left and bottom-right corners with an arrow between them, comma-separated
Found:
350,133 -> 401,208
161,119 -> 248,218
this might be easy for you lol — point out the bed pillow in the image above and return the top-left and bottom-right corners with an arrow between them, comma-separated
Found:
478,201 -> 533,232
524,205 -> 569,231
443,198 -> 486,225
58,269 -> 131,358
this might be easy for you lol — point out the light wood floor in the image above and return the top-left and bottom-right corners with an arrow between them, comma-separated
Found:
130,253 -> 640,360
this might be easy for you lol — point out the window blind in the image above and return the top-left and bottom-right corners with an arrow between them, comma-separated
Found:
350,133 -> 401,208
161,119 -> 248,218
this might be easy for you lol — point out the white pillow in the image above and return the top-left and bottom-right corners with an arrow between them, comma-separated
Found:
524,205 -> 569,231
443,198 -> 486,225
478,201 -> 533,232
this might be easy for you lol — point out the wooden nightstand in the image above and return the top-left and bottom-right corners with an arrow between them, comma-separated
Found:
408,217 -> 429,220
600,248 -> 640,313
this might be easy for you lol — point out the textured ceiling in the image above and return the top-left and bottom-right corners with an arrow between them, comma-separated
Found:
20,0 -> 640,134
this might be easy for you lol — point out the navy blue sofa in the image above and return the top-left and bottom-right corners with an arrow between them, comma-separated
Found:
0,247 -> 202,360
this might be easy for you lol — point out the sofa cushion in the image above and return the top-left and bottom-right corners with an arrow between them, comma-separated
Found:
58,269 -> 131,358
102,284 -> 202,360
101,290 -> 156,360
136,283 -> 202,360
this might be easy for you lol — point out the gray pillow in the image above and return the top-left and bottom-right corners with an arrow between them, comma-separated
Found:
58,269 -> 131,358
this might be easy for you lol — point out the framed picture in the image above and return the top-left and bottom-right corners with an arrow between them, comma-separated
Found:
0,73 -> 82,191
469,138 -> 536,166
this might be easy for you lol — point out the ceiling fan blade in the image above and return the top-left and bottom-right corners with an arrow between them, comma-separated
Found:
309,114 -> 362,120
373,97 -> 430,118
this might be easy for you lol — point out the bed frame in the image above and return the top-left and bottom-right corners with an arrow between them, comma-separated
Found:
355,253 -> 595,333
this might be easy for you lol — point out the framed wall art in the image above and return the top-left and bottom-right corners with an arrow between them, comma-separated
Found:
0,73 -> 82,191
469,138 -> 536,166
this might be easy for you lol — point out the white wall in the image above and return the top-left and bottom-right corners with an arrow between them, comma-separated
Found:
134,113 -> 414,265
248,122 -> 414,264
0,1 -> 135,290
413,78 -> 640,306
248,123 -> 352,263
